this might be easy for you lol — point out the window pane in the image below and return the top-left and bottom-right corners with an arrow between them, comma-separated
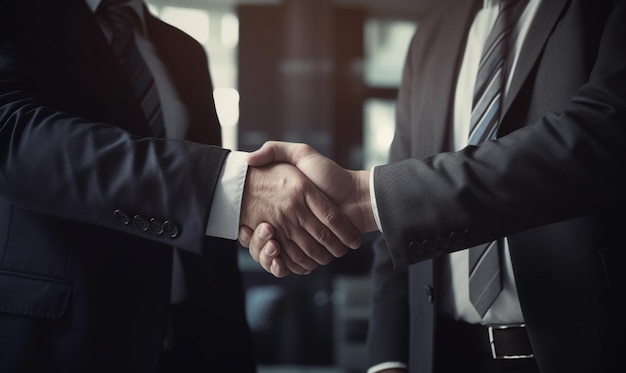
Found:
363,99 -> 396,169
364,19 -> 417,87
160,7 -> 210,45
221,13 -> 239,48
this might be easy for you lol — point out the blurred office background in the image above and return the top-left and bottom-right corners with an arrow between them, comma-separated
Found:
145,1 -> 434,372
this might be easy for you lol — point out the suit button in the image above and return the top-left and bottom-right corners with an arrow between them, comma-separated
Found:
114,210 -> 130,225
436,236 -> 451,249
163,221 -> 179,238
133,215 -> 149,231
450,231 -> 464,245
149,218 -> 164,235
421,239 -> 435,253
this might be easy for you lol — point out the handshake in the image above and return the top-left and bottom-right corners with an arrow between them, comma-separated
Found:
238,141 -> 379,278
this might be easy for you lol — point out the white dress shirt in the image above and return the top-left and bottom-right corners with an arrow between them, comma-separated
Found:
368,1 -> 541,371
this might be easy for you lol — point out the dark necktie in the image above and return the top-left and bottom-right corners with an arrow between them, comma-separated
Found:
99,0 -> 165,137
467,0 -> 527,318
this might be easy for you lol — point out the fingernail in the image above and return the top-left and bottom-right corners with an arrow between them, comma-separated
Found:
265,245 -> 277,257
350,238 -> 361,250
259,225 -> 271,240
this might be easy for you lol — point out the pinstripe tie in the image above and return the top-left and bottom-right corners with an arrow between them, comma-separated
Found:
468,0 -> 527,318
99,0 -> 165,137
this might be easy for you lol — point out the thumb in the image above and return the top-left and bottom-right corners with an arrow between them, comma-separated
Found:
247,141 -> 278,167
247,141 -> 315,167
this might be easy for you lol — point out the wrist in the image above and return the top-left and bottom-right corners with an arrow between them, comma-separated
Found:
352,169 -> 377,233
240,165 -> 259,227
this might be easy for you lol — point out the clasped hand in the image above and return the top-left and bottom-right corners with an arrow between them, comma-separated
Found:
239,141 -> 377,277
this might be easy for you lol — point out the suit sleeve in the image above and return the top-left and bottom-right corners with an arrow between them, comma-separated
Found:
374,2 -> 626,268
0,11 -> 230,254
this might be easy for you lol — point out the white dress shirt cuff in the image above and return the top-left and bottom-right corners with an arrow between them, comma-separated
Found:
205,151 -> 249,240
370,166 -> 384,232
367,361 -> 408,373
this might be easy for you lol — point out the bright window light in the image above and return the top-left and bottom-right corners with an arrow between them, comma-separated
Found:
160,7 -> 210,45
221,13 -> 239,48
213,88 -> 240,127
363,99 -> 396,169
214,88 -> 240,150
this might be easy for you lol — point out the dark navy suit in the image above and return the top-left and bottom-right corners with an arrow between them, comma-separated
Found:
0,0 -> 255,371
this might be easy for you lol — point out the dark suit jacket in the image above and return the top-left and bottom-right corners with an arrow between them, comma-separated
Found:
0,0 -> 255,371
367,0 -> 626,372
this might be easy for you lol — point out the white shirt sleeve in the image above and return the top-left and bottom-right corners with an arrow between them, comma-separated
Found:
370,166 -> 384,233
205,151 -> 249,240
367,361 -> 408,373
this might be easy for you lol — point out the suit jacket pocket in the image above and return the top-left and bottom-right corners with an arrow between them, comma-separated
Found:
0,270 -> 71,319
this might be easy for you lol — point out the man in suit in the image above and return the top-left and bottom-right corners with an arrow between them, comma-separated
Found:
0,0 -> 361,371
240,0 -> 626,372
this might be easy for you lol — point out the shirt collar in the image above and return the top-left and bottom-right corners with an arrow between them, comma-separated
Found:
484,0 -> 500,9
84,0 -> 101,12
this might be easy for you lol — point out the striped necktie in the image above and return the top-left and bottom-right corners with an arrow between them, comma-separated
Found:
467,0 -> 527,318
99,0 -> 165,137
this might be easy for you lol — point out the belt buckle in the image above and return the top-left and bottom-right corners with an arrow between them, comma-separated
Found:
488,324 -> 534,360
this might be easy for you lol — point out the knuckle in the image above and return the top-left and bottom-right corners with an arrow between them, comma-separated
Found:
300,143 -> 314,154
289,251 -> 308,266
324,208 -> 340,226
307,244 -> 331,264
316,227 -> 334,247
292,178 -> 309,195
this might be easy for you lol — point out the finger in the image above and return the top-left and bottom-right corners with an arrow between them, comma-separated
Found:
273,173 -> 350,264
248,222 -> 276,260
269,257 -> 291,278
248,141 -> 313,167
252,234 -> 305,276
258,241 -> 292,278
281,210 -> 336,266
278,236 -> 321,274
302,186 -> 360,255
248,223 -> 332,274
259,239 -> 280,267
247,141 -> 282,166
238,225 -> 254,249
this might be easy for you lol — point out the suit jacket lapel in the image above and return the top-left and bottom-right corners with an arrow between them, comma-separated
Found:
56,0 -> 152,136
503,0 -> 570,114
427,0 -> 482,153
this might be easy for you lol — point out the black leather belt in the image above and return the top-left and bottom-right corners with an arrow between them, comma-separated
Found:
487,324 -> 534,359
439,317 -> 534,360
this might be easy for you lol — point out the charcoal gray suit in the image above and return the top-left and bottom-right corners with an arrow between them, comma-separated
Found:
367,0 -> 626,372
